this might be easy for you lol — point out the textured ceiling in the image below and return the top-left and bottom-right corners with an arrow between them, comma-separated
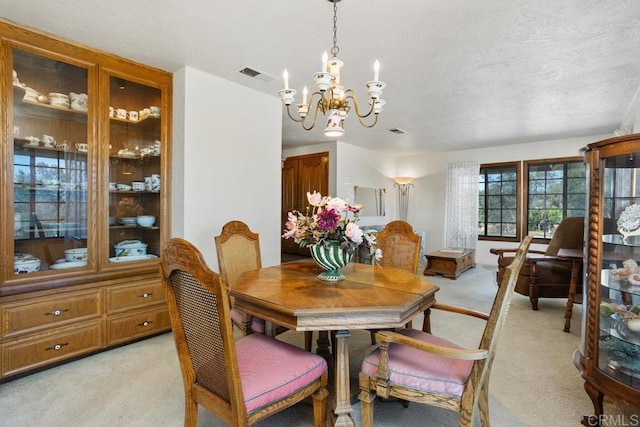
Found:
2,0 -> 640,154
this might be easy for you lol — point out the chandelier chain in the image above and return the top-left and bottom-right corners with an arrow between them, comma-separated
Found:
331,0 -> 339,58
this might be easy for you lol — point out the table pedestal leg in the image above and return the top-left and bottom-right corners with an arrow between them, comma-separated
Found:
316,331 -> 332,360
330,330 -> 355,427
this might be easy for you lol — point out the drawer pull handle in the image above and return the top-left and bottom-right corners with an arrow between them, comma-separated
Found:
138,292 -> 153,298
45,309 -> 68,316
45,342 -> 69,351
138,320 -> 152,327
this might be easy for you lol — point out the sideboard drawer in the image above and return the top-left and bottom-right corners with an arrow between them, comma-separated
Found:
1,321 -> 104,377
106,281 -> 165,314
107,308 -> 170,345
1,290 -> 103,339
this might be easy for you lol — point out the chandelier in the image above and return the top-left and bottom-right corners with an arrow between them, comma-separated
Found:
278,0 -> 386,138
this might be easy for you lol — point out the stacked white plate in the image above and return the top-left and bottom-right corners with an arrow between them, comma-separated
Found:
109,254 -> 158,263
119,217 -> 137,226
50,260 -> 87,270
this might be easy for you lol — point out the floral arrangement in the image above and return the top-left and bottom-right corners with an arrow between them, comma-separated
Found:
283,191 -> 381,261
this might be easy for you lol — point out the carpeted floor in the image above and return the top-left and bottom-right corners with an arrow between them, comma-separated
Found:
0,264 -> 635,426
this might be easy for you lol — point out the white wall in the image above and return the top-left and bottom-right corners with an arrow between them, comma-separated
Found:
172,66 -> 282,271
397,134 -> 612,265
334,143 -> 396,227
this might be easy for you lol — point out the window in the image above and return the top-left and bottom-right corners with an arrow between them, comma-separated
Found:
479,157 -> 587,242
14,150 -> 87,240
524,158 -> 586,240
478,163 -> 520,240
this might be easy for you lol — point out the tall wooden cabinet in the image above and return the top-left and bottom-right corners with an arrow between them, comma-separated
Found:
0,20 -> 172,380
281,152 -> 329,255
576,134 -> 640,424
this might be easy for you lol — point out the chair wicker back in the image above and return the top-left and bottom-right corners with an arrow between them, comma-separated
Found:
162,238 -> 328,426
369,220 -> 422,343
162,238 -> 243,424
215,220 -> 262,287
376,220 -> 421,274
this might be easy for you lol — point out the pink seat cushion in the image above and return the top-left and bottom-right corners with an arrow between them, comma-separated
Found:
230,309 -> 266,333
361,328 -> 474,398
236,333 -> 327,413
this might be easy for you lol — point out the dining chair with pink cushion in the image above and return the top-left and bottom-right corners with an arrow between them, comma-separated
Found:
369,219 -> 422,344
162,238 -> 328,427
215,220 -> 313,350
215,220 -> 266,336
358,236 -> 532,427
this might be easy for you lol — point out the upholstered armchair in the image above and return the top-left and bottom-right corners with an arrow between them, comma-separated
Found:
490,216 -> 584,310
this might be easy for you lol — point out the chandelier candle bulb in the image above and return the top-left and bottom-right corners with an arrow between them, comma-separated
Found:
302,86 -> 308,104
322,51 -> 328,72
374,60 -> 380,82
283,69 -> 289,90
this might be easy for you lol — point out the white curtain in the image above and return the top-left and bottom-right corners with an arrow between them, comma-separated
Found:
443,161 -> 480,250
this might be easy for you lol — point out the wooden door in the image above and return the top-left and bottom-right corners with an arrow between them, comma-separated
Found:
281,152 -> 329,255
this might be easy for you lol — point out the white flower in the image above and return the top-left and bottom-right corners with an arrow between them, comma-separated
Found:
345,222 -> 363,244
326,197 -> 348,213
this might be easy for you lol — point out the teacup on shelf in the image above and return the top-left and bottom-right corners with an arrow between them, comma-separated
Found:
26,136 -> 40,146
43,135 -> 56,148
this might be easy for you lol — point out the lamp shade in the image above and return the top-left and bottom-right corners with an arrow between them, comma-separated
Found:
393,177 -> 414,185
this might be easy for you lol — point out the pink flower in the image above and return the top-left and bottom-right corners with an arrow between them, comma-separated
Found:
317,209 -> 340,231
282,212 -> 298,239
307,191 -> 323,207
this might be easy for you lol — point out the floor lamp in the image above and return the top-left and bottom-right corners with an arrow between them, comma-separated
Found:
393,177 -> 414,221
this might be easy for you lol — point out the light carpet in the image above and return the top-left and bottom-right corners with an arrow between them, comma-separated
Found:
0,264 -> 634,426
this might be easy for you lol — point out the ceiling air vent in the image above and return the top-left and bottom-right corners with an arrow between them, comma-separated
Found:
388,128 -> 407,135
237,66 -> 277,83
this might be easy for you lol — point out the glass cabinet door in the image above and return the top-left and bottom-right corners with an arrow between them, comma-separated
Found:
12,48 -> 91,274
107,75 -> 162,264
599,153 -> 640,389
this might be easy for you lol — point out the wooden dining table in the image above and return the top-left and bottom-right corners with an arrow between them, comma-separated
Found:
229,260 -> 439,427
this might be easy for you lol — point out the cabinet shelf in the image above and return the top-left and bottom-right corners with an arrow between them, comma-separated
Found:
110,115 -> 159,125
600,316 -> 640,347
600,271 -> 640,296
109,225 -> 160,230
109,190 -> 160,194
14,86 -> 88,122
603,234 -> 640,248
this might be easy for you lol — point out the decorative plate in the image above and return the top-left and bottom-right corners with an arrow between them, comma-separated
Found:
617,204 -> 640,232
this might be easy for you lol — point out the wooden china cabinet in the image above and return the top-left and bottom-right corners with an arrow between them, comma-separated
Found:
0,20 -> 172,380
576,134 -> 640,424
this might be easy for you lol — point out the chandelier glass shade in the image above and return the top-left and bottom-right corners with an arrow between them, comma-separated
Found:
278,0 -> 386,137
